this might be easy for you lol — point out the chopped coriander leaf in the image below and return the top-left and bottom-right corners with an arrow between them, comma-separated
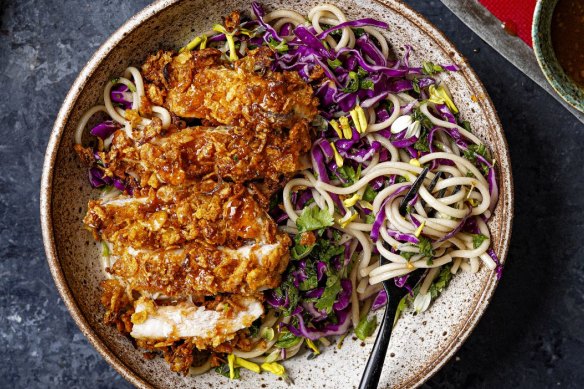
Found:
315,275 -> 342,313
463,144 -> 490,164
355,315 -> 378,340
357,66 -> 368,78
400,250 -> 416,261
363,185 -> 378,202
274,331 -> 302,348
412,108 -> 433,129
365,213 -> 375,224
291,242 -> 315,260
327,58 -> 342,69
296,206 -> 334,233
353,27 -> 366,37
312,240 -> 345,263
268,38 -> 289,53
461,120 -> 473,133
342,71 -> 359,93
299,264 -> 318,291
291,233 -> 316,260
417,236 -> 435,258
337,165 -> 361,186
412,78 -> 421,94
215,364 -> 240,379
360,79 -> 374,90
428,265 -> 453,299
273,279 -> 299,315
472,233 -> 488,249
422,61 -> 444,75
413,130 -> 430,152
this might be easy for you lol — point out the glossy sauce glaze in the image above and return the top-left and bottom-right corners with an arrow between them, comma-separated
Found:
551,0 -> 584,87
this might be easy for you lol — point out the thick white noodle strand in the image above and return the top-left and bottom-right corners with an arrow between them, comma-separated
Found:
75,105 -> 107,145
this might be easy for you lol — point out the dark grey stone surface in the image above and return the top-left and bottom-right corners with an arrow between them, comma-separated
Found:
0,0 -> 582,388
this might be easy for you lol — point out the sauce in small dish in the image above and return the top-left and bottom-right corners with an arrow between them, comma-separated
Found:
551,0 -> 584,88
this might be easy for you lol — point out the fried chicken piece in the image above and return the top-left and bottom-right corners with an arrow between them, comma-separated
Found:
85,181 -> 291,297
141,47 -> 320,130
130,295 -> 263,346
102,121 -> 312,188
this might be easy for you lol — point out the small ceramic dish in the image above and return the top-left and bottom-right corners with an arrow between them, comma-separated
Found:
40,0 -> 514,387
532,0 -> 584,113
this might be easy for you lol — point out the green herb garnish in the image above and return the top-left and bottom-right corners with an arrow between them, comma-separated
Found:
421,61 -> 444,75
355,315 -> 378,340
215,364 -> 240,379
472,233 -> 488,249
296,206 -> 334,233
275,331 -> 302,349
315,274 -> 342,313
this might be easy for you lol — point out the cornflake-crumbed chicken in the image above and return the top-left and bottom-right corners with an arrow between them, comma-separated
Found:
141,47 -> 319,130
130,295 -> 263,346
102,122 -> 312,187
81,16 -> 322,374
85,181 -> 291,297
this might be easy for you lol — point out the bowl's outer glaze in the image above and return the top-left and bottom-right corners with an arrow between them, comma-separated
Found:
532,0 -> 584,113
40,0 -> 513,388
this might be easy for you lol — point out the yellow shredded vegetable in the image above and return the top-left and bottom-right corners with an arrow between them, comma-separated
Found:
339,116 -> 352,139
179,34 -> 207,53
227,353 -> 236,379
355,105 -> 368,133
429,85 -> 459,114
330,120 -> 343,138
409,158 -> 421,167
350,108 -> 362,133
235,357 -> 261,374
343,193 -> 361,207
261,362 -> 286,376
330,142 -> 343,167
213,24 -> 238,61
414,221 -> 426,237
338,211 -> 358,228
305,339 -> 321,355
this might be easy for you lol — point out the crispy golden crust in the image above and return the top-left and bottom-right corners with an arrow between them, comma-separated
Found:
107,236 -> 289,298
102,122 -> 312,187
142,47 -> 320,131
86,182 -> 290,297
85,182 -> 280,249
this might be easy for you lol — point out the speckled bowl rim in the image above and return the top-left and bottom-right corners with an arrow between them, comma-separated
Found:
532,0 -> 584,113
40,0 -> 514,387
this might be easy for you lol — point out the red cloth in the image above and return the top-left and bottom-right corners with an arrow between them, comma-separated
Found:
478,0 -> 538,46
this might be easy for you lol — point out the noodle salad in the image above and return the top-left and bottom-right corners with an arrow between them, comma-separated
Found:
74,1 -> 502,381
253,1 -> 500,360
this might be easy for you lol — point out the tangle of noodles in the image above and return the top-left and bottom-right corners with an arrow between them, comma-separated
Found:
74,1 -> 501,379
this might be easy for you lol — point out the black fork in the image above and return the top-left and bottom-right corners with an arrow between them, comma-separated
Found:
359,167 -> 432,389
358,264 -> 423,389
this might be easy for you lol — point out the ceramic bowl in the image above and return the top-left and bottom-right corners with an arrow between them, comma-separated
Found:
40,0 -> 514,387
533,0 -> 584,113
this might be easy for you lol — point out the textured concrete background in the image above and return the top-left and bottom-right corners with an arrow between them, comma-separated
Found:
1,0 -> 583,388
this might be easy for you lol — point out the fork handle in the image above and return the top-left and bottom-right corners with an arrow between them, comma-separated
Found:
358,291 -> 399,389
